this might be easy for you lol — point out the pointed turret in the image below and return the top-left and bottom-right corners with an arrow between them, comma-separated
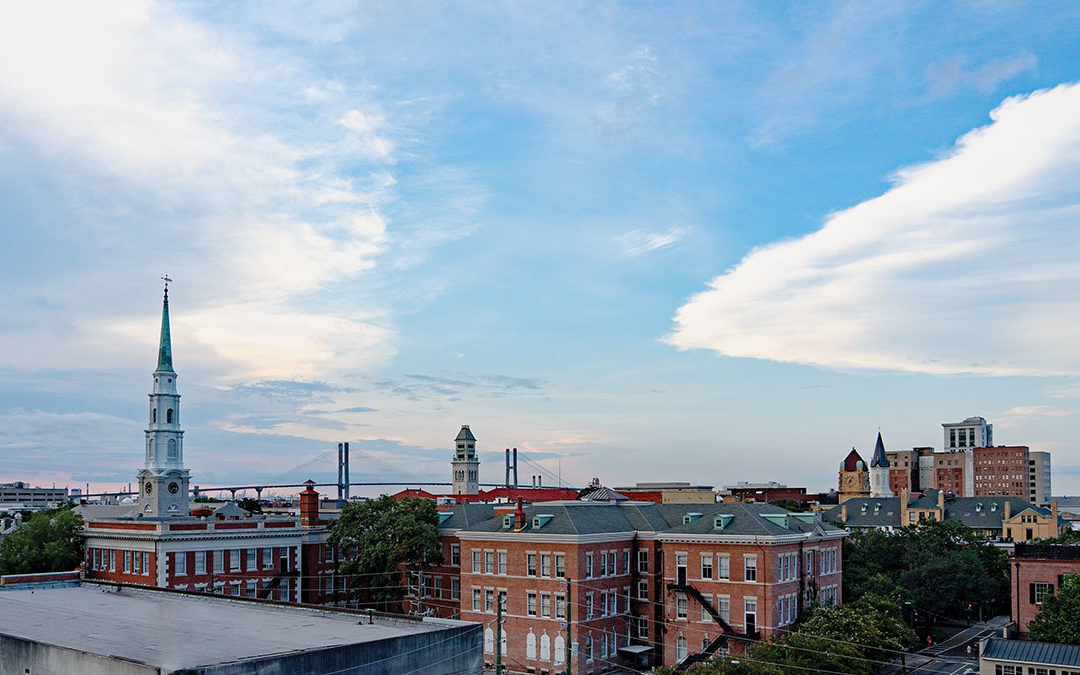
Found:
869,430 -> 893,497
870,431 -> 889,468
156,285 -> 174,373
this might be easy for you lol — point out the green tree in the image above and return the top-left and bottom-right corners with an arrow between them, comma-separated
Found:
0,506 -> 84,575
1028,574 -> 1080,644
843,519 -> 1010,621
328,496 -> 443,612
237,497 -> 262,514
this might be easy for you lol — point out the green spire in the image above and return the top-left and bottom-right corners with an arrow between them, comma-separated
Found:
156,286 -> 174,373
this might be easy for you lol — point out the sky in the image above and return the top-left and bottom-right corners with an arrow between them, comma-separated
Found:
2,1 -> 1080,498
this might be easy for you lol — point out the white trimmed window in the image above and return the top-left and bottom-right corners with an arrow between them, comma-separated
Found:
744,554 -> 757,582
718,553 -> 730,579
676,593 -> 688,619
175,552 -> 186,576
195,551 -> 206,574
701,554 -> 713,579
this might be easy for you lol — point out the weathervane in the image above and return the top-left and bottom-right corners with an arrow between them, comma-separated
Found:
162,275 -> 172,294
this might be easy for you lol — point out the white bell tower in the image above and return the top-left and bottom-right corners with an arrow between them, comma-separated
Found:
451,425 -> 480,495
137,278 -> 191,516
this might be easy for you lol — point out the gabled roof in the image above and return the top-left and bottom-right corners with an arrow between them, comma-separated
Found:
580,487 -> 629,502
870,432 -> 889,468
455,425 -> 476,442
842,448 -> 866,472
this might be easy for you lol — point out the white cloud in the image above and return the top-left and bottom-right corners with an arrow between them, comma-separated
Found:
1003,405 -> 1076,418
667,82 -> 1080,376
0,1 -> 404,380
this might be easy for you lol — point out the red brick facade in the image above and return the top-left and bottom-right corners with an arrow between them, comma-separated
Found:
974,446 -> 1029,498
1010,544 -> 1080,636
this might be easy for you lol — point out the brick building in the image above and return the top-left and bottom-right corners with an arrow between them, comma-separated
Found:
449,498 -> 845,672
1009,543 -> 1080,637
973,445 -> 1029,498
720,482 -> 810,505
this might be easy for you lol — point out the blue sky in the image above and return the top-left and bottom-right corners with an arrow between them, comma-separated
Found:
2,1 -> 1080,497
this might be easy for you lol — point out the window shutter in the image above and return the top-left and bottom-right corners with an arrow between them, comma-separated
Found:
1029,583 -> 1036,604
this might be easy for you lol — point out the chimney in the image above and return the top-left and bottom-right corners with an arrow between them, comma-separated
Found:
840,504 -> 847,522
937,489 -> 944,510
901,486 -> 909,506
514,497 -> 526,532
1004,500 -> 1010,521
300,479 -> 320,526
1052,500 -> 1058,525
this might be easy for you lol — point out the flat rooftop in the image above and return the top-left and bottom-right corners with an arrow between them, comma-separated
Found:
0,583 -> 445,671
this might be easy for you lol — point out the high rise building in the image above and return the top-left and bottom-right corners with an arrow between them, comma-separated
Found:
1029,451 -> 1052,505
973,446 -> 1029,498
942,416 -> 992,496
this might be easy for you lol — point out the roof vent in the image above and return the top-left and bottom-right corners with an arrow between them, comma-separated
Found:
713,514 -> 734,530
682,512 -> 702,524
532,514 -> 553,530
975,503 -> 983,512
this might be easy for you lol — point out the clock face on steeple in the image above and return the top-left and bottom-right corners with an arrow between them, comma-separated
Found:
145,482 -> 153,494
168,482 -> 180,494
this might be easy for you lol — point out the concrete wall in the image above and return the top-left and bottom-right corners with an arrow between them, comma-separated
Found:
189,620 -> 482,675
1,633 -> 159,675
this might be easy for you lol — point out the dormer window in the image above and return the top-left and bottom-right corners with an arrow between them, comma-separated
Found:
682,512 -> 702,524
975,503 -> 983,512
503,515 -> 513,528
991,503 -> 998,512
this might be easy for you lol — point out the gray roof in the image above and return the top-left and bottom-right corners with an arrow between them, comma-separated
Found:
822,491 -> 1059,530
982,638 -> 1080,667
0,583 -> 459,671
457,501 -> 845,538
438,503 -> 496,530
580,487 -> 629,502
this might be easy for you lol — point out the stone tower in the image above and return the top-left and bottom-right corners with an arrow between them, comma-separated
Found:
869,431 -> 893,498
838,448 -> 870,503
451,425 -> 479,495
137,282 -> 192,516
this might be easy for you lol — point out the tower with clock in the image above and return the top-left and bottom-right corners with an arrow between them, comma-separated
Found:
137,278 -> 192,517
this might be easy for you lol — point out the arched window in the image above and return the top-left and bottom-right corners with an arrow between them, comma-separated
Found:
484,627 -> 494,653
526,632 -> 537,659
540,633 -> 551,661
166,408 -> 174,423
554,636 -> 565,665
168,439 -> 177,460
152,408 -> 157,423
677,635 -> 688,661
147,438 -> 153,462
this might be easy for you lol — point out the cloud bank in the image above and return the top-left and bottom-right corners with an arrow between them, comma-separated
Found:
667,83 -> 1080,376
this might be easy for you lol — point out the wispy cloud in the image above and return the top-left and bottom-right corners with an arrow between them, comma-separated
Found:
925,53 -> 1037,100
616,226 -> 690,256
668,82 -> 1080,376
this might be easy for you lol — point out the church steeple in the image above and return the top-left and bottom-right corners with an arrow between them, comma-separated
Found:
138,278 -> 191,517
156,282 -> 174,373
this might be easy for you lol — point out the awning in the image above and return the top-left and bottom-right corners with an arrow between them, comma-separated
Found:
618,645 -> 652,654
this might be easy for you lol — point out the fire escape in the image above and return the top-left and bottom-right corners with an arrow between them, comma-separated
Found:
667,564 -> 759,670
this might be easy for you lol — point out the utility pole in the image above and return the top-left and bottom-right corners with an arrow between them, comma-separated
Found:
496,596 -> 503,675
565,576 -> 572,675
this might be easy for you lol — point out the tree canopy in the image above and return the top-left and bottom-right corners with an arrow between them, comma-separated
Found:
655,594 -> 918,675
237,497 -> 262,514
1028,574 -> 1080,644
0,506 -> 84,576
843,519 -> 1009,621
328,496 -> 443,611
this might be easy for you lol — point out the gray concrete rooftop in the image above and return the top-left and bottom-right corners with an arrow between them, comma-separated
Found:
0,584 -> 442,670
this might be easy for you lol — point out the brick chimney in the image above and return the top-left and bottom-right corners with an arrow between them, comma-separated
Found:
514,497 -> 526,532
1003,500 -> 1010,521
1052,500 -> 1059,526
937,489 -> 945,510
840,504 -> 847,522
300,479 -> 320,527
